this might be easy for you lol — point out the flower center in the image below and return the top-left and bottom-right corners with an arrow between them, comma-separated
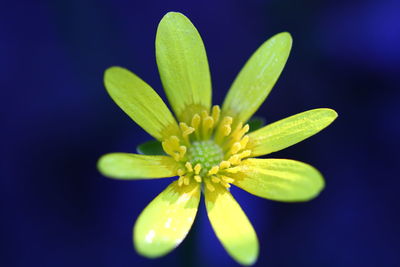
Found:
161,105 -> 252,191
187,140 -> 223,176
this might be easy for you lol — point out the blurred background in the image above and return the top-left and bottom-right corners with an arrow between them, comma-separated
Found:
1,0 -> 400,266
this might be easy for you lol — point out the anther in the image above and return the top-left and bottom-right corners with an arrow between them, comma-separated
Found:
201,110 -> 208,119
237,124 -> 250,139
194,163 -> 202,175
220,180 -> 231,188
230,142 -> 242,155
221,175 -> 235,183
228,155 -> 241,165
172,153 -> 181,162
161,141 -> 173,156
179,122 -> 195,137
191,114 -> 201,129
205,181 -> 215,192
223,125 -> 231,136
202,116 -> 214,139
185,162 -> 193,172
211,105 -> 220,123
170,136 -> 180,147
194,175 -> 202,182
211,176 -> 221,183
224,166 -> 241,173
183,176 -> 190,185
219,161 -> 231,169
208,166 -> 219,175
215,116 -> 233,143
240,135 -> 249,149
179,146 -> 187,158
177,169 -> 186,176
238,150 -> 251,159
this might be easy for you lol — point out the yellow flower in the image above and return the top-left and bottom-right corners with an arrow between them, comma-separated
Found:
98,12 -> 337,266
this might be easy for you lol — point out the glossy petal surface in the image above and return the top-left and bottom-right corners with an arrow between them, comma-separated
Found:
98,153 -> 178,179
104,66 -> 179,140
156,12 -> 211,122
248,108 -> 338,156
233,158 -> 325,202
222,32 -> 292,125
134,181 -> 201,258
205,185 -> 259,265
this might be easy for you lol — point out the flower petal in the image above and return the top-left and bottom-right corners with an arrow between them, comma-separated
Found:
156,12 -> 211,122
97,153 -> 178,180
233,158 -> 325,202
134,181 -> 201,258
222,32 -> 292,124
104,66 -> 179,140
205,185 -> 259,265
248,108 -> 338,157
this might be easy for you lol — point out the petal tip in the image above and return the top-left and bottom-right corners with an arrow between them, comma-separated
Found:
237,246 -> 259,266
104,66 -> 123,77
161,11 -> 187,22
103,66 -> 130,86
279,31 -> 292,39
319,108 -> 339,122
96,154 -> 113,178
329,108 -> 339,119
274,31 -> 293,46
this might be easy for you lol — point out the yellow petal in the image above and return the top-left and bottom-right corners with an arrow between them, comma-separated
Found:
248,108 -> 338,156
205,185 -> 259,265
233,158 -> 325,202
104,66 -> 179,140
134,181 -> 200,258
222,32 -> 292,125
156,12 -> 211,122
97,153 -> 178,180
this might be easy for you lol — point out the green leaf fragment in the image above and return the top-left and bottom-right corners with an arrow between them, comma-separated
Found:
137,140 -> 166,155
247,116 -> 266,132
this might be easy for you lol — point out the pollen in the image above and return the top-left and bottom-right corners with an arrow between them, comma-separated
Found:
162,105 -> 252,190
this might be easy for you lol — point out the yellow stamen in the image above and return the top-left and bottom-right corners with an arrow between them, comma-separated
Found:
194,175 -> 202,182
191,114 -> 201,139
179,145 -> 187,159
224,166 -> 241,173
172,153 -> 181,161
228,155 -> 241,165
223,125 -> 232,136
194,163 -> 202,175
178,176 -> 184,186
211,105 -> 220,123
211,176 -> 221,183
205,181 -> 215,192
183,176 -> 190,185
238,150 -> 251,159
170,135 -> 180,148
201,110 -> 208,120
179,122 -> 195,144
220,180 -> 231,188
202,116 -> 214,139
219,161 -> 231,169
177,168 -> 186,176
215,116 -> 233,143
208,165 -> 219,175
161,141 -> 173,156
185,162 -> 193,172
230,142 -> 242,155
240,135 -> 249,149
221,175 -> 235,183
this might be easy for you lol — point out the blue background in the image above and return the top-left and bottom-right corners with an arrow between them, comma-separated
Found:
1,0 -> 400,266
